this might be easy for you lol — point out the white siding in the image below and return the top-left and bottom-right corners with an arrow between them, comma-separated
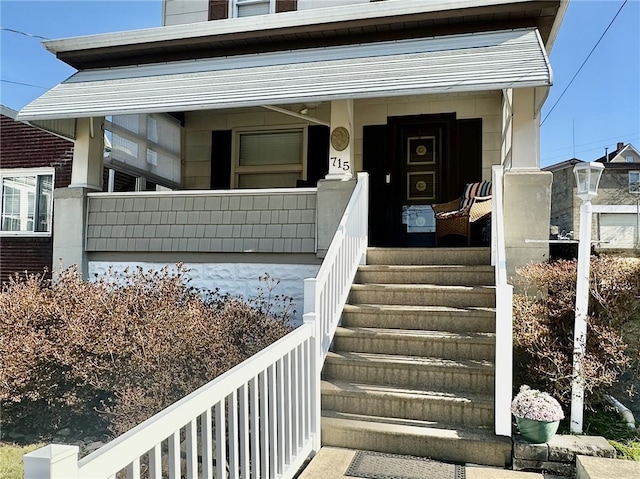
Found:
164,0 -> 209,26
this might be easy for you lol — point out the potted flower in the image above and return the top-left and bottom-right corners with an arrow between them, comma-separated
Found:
511,385 -> 565,443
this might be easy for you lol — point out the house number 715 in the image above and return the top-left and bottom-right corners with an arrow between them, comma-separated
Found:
331,157 -> 350,171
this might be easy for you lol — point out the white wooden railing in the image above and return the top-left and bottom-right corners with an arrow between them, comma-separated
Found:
491,164 -> 514,437
24,172 -> 369,479
304,172 -> 369,363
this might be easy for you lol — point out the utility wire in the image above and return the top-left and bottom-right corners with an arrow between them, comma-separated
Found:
541,0 -> 628,126
1,79 -> 48,89
0,27 -> 49,40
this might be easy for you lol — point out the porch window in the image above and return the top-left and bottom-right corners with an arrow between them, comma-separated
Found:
235,129 -> 304,188
0,169 -> 53,235
105,113 -> 181,190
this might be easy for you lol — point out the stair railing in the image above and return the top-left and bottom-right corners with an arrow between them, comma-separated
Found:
24,173 -> 369,479
303,172 -> 369,449
491,164 -> 514,437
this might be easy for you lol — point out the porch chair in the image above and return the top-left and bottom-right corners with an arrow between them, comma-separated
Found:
432,180 -> 492,246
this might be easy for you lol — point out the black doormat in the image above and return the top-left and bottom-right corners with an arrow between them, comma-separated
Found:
345,450 -> 465,479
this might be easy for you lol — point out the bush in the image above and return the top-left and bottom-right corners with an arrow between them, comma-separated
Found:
513,256 -> 640,412
0,265 -> 293,438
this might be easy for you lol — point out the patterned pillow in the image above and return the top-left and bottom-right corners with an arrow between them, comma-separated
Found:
459,181 -> 492,210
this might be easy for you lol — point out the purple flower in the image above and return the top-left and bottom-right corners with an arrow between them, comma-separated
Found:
511,385 -> 565,422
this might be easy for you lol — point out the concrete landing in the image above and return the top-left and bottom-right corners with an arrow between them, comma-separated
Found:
576,455 -> 640,479
297,447 -> 546,479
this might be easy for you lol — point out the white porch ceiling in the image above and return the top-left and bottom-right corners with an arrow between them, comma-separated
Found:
18,28 -> 551,121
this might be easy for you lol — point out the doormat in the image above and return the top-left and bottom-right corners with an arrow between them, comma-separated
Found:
345,450 -> 465,479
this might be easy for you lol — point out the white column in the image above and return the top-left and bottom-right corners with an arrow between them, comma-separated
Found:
510,88 -> 540,171
70,117 -> 105,190
326,100 -> 354,180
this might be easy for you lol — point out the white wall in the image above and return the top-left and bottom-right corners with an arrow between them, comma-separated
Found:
298,0 -> 370,10
88,261 -> 320,324
163,0 -> 372,25
164,0 -> 209,26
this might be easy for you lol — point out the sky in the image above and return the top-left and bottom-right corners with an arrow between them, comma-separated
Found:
0,0 -> 639,168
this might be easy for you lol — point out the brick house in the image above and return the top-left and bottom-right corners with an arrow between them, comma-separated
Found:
546,142 -> 640,251
0,106 -> 73,283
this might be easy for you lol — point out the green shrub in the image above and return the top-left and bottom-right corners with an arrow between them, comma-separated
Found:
0,265 -> 292,438
513,256 -> 640,412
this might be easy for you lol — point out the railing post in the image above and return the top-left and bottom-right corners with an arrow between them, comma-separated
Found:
494,284 -> 514,436
303,312 -> 321,453
24,445 -> 80,479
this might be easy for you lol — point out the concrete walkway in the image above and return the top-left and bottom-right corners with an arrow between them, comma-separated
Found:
297,447 -> 560,479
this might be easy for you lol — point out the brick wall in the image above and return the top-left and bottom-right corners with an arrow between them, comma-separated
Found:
0,113 -> 74,283
86,190 -> 317,254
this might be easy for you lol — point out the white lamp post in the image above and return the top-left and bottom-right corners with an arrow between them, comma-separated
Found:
570,161 -> 604,434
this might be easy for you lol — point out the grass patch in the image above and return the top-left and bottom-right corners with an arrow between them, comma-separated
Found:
583,408 -> 640,461
0,442 -> 46,479
609,440 -> 640,461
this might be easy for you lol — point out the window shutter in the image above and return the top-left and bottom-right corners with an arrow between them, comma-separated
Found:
275,0 -> 297,13
211,130 -> 232,189
209,0 -> 229,20
306,125 -> 329,186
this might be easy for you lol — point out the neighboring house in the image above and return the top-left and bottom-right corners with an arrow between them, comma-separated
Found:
0,106 -> 73,284
546,142 -> 640,251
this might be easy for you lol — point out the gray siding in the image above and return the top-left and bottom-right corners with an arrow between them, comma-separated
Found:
86,191 -> 316,253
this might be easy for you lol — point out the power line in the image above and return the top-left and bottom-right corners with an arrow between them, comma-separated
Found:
0,27 -> 49,40
1,79 -> 48,89
541,0 -> 628,126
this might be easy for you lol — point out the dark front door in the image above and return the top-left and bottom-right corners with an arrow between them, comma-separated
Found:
364,113 -> 482,247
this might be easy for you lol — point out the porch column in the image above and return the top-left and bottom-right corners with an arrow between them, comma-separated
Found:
326,99 -> 354,180
510,88 -> 540,171
316,100 -> 357,257
70,117 -> 105,189
53,117 -> 105,277
503,89 -> 551,278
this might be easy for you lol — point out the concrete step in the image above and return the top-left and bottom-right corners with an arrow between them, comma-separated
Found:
356,264 -> 495,286
333,327 -> 495,361
348,283 -> 496,308
322,351 -> 494,393
577,455 -> 640,479
321,410 -> 512,467
366,247 -> 491,266
341,304 -> 496,333
321,380 -> 494,427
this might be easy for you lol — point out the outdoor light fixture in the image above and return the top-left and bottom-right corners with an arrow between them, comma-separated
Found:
570,161 -> 604,434
573,161 -> 604,201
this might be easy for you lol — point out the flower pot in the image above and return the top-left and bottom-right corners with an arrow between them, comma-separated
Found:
515,416 -> 559,444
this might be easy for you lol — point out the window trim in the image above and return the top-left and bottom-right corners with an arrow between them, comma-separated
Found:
231,125 -> 308,188
230,0 -> 275,18
0,167 -> 55,237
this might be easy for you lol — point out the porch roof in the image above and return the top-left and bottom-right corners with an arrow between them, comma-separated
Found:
18,28 -> 551,122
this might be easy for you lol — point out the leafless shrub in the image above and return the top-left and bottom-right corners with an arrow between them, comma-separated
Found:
513,256 -> 640,411
0,265 -> 292,438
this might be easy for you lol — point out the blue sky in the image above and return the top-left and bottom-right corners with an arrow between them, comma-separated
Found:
1,0 -> 638,168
